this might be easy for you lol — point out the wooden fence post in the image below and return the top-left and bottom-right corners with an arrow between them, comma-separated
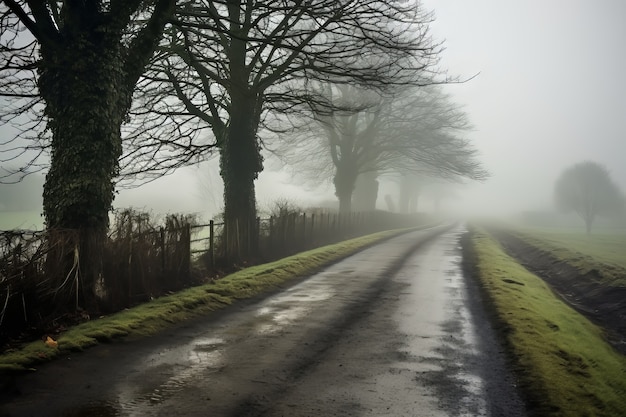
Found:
209,220 -> 215,267
269,216 -> 274,254
236,219 -> 240,261
255,217 -> 261,256
223,221 -> 229,263
159,227 -> 166,273
183,223 -> 191,281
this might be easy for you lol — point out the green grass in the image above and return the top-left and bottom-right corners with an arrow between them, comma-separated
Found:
510,228 -> 626,286
469,227 -> 626,417
0,227 -> 414,372
0,211 -> 44,230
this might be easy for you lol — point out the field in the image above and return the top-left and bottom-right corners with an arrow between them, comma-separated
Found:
510,227 -> 626,283
0,211 -> 44,231
467,227 -> 626,416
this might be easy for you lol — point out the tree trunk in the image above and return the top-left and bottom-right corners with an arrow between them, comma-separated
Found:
398,175 -> 419,214
353,172 -> 379,212
337,190 -> 353,214
39,20 -> 131,309
220,94 -> 263,262
220,3 -> 264,263
334,163 -> 358,214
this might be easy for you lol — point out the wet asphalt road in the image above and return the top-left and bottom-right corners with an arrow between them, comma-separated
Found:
1,225 -> 527,416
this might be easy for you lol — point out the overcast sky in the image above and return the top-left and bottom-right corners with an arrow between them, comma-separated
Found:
2,0 -> 626,227
421,0 -> 626,214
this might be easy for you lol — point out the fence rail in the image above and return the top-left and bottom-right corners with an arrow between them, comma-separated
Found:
189,210 -> 423,266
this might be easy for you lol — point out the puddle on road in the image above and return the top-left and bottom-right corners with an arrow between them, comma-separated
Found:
253,282 -> 335,335
104,281 -> 336,414
111,336 -> 226,415
255,304 -> 310,334
269,283 -> 335,304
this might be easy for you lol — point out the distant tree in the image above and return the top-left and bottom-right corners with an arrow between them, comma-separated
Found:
554,161 -> 625,234
1,0 -> 176,306
396,173 -> 462,213
397,172 -> 425,213
283,84 -> 488,213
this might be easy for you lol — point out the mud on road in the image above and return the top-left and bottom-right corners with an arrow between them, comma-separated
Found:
490,229 -> 626,355
1,225 -> 527,417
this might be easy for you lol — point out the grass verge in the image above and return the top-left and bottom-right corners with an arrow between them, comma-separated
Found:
467,227 -> 626,417
0,227 -> 414,373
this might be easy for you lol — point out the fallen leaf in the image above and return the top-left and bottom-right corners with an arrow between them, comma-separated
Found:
44,336 -> 58,349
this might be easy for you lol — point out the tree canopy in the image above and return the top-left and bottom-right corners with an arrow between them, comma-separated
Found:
554,161 -> 624,234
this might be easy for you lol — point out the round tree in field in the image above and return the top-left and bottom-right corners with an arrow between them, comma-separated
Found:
554,161 -> 624,234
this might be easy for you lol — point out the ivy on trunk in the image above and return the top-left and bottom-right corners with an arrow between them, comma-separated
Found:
3,0 -> 176,309
219,92 -> 263,261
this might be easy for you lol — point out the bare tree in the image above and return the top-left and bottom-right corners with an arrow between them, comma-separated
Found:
554,161 -> 624,234
126,0 -> 444,259
1,0 -> 176,306
284,84 -> 488,213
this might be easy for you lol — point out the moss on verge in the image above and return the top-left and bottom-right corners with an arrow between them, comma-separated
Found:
468,227 -> 626,417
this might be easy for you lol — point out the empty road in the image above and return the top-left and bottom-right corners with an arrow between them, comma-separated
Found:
1,225 -> 527,416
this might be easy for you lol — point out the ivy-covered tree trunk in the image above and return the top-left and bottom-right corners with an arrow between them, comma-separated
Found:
38,21 -> 128,308
220,3 -> 264,262
31,1 -> 175,309
220,91 -> 263,262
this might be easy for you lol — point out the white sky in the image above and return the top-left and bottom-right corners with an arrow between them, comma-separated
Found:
2,0 -> 626,226
420,0 -> 626,215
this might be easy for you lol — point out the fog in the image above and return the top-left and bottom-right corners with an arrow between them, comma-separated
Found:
2,0 -> 626,228
421,0 -> 626,216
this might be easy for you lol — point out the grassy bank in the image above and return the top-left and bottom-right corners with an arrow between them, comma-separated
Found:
1,227 -> 413,373
468,227 -> 626,417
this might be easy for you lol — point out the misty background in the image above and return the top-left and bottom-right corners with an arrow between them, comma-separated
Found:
2,0 -> 625,229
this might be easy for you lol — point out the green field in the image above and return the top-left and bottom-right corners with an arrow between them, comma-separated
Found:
468,227 -> 626,417
0,211 -> 44,231
509,227 -> 626,286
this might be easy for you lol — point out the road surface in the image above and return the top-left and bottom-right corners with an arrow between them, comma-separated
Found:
1,225 -> 527,416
